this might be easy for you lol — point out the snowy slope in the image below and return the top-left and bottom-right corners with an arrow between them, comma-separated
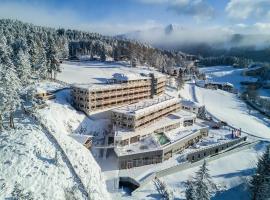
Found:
0,119 -> 84,200
36,89 -> 111,200
195,86 -> 270,139
131,143 -> 267,200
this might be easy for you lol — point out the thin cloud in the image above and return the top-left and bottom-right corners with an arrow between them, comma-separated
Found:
226,0 -> 270,20
136,0 -> 215,21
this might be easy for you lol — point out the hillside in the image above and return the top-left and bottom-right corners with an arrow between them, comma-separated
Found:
0,112 -> 110,200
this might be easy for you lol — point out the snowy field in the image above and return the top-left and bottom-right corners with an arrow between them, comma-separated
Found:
199,66 -> 257,90
58,61 -> 161,85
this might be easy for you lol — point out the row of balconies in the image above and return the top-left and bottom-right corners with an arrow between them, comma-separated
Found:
91,88 -> 151,99
92,93 -> 151,106
136,103 -> 180,120
90,95 -> 149,110
135,104 -> 180,128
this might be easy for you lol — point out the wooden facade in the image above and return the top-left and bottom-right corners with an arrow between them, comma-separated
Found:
71,75 -> 166,114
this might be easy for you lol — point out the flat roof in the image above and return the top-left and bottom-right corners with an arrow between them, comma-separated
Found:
164,122 -> 207,143
114,135 -> 161,156
112,95 -> 177,116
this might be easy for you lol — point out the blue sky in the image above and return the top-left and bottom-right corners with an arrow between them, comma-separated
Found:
0,0 -> 270,35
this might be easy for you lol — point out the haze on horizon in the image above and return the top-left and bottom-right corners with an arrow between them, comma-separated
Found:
1,0 -> 270,48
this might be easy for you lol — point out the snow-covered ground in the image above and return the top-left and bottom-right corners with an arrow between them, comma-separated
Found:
58,61 -> 162,85
199,66 -> 257,90
36,89 -> 111,200
195,86 -> 270,139
0,117 -> 85,199
132,142 -> 267,200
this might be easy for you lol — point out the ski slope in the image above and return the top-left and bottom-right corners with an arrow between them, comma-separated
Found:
195,86 -> 270,139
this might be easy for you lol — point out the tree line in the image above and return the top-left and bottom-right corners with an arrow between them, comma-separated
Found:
199,55 -> 253,68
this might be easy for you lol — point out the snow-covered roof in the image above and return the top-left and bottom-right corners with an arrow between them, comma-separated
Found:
112,94 -> 177,117
69,134 -> 92,145
112,72 -> 151,82
180,99 -> 203,108
164,122 -> 207,143
207,81 -> 234,87
114,135 -> 161,156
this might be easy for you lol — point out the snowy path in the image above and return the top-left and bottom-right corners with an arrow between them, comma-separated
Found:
27,112 -> 90,199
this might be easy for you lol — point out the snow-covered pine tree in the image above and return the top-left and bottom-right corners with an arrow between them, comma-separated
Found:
0,64 -> 8,130
250,145 -> 270,200
1,65 -> 22,128
176,72 -> 185,91
153,177 -> 174,200
46,35 -> 60,79
11,182 -> 34,200
0,34 -> 13,68
194,160 -> 217,200
35,47 -> 48,80
15,49 -> 32,86
185,179 -> 196,200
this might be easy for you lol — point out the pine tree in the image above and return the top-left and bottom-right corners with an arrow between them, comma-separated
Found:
11,182 -> 34,200
15,49 -> 32,86
1,65 -> 22,128
250,145 -> 270,200
0,64 -> 7,130
194,160 -> 217,200
176,73 -> 185,91
153,177 -> 174,200
185,179 -> 196,200
46,36 -> 60,79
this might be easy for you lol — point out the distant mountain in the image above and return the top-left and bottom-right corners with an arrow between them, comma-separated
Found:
117,24 -> 270,62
